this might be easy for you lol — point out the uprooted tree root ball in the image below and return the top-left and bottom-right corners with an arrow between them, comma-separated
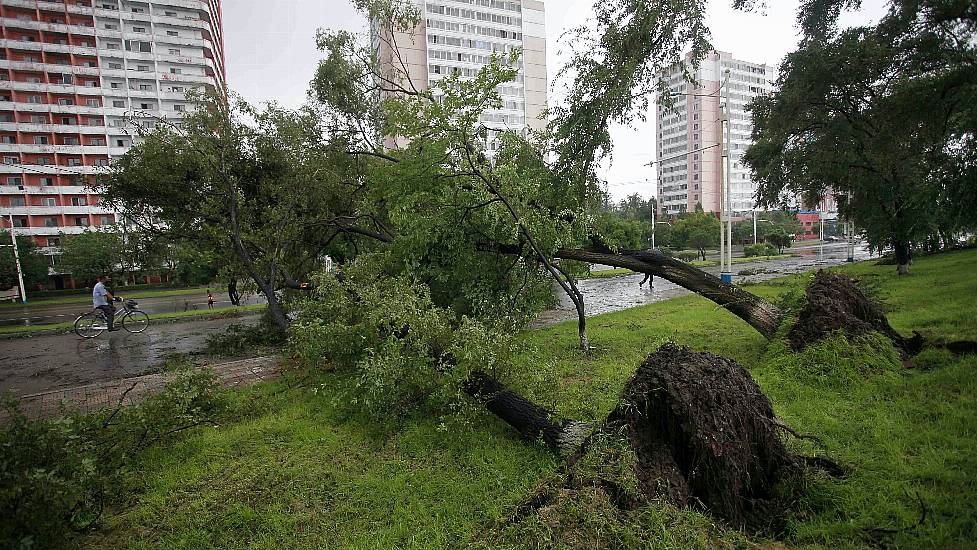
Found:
788,270 -> 924,356
600,343 -> 796,528
497,344 -> 821,535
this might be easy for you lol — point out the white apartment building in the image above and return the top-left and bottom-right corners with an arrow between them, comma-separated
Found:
376,0 -> 547,151
0,0 -> 226,288
656,50 -> 775,216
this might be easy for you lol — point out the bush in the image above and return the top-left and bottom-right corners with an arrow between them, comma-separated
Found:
744,243 -> 778,257
291,254 -> 516,419
0,364 -> 225,548
676,251 -> 700,262
205,315 -> 285,357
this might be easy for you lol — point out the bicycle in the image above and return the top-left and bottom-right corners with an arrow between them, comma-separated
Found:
73,298 -> 150,339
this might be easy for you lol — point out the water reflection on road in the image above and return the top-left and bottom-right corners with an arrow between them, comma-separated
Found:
535,242 -> 873,326
0,315 -> 260,396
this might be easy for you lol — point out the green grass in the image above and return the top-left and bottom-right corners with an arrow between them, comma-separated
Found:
81,249 -> 977,549
0,304 -> 265,336
689,253 -> 792,267
0,286 -> 216,309
576,267 -> 635,279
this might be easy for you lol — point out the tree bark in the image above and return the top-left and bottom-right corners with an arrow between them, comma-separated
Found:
894,241 -> 911,275
554,248 -> 784,340
463,370 -> 592,455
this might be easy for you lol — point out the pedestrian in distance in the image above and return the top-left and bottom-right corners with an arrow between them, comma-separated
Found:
207,289 -> 215,309
639,273 -> 653,288
92,274 -> 118,332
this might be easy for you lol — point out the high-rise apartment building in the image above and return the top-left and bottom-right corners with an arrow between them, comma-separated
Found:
656,51 -> 775,216
0,0 -> 225,287
376,0 -> 546,151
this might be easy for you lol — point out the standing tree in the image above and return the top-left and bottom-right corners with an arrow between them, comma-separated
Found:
0,232 -> 49,291
670,205 -> 720,260
744,0 -> 977,274
57,230 -> 122,286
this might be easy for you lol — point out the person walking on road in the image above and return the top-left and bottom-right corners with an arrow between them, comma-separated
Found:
92,275 -> 117,332
207,290 -> 215,309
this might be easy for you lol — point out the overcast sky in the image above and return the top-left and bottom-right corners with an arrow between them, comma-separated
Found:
223,0 -> 889,201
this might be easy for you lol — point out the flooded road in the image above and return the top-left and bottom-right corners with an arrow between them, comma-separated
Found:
535,242 -> 873,326
0,315 -> 260,396
0,290 -> 264,327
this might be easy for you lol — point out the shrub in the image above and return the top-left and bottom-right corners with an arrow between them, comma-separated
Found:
0,364 -> 225,548
291,254 -> 516,419
744,243 -> 778,257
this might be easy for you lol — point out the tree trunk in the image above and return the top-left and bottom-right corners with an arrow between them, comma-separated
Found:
463,370 -> 592,455
894,241 -> 911,275
555,248 -> 783,340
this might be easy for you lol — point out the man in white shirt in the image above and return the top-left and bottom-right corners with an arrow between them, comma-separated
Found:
92,275 -> 117,331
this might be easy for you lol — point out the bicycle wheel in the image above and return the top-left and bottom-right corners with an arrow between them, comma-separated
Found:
122,311 -> 150,333
74,311 -> 106,339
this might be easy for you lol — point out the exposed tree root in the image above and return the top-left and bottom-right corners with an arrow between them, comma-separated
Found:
789,271 -> 925,357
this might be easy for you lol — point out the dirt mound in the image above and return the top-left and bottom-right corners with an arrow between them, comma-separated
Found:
788,270 -> 921,355
603,343 -> 793,528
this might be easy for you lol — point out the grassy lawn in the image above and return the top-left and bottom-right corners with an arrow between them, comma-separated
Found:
82,250 -> 977,549
689,253 -> 792,267
0,286 -> 216,309
0,304 -> 266,336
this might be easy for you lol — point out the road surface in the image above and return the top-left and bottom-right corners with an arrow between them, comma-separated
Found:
534,241 -> 874,325
0,289 -> 264,327
0,315 -> 259,396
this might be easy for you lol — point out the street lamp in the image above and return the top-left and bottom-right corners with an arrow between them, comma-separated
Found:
3,212 -> 27,303
720,68 -> 733,284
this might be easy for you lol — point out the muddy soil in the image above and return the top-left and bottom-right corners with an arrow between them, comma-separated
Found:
604,343 -> 792,527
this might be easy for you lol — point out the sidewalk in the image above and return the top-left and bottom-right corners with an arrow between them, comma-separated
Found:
13,355 -> 281,421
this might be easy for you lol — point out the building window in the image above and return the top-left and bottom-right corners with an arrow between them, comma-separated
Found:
108,62 -> 122,69
47,237 -> 60,247
28,95 -> 42,104
3,156 -> 18,165
90,138 -> 105,146
94,159 -> 108,166
75,217 -> 89,226
167,30 -> 178,36
105,23 -> 118,30
115,139 -> 125,147
168,48 -> 181,55
140,103 -> 151,110
100,216 -> 113,225
40,177 -> 54,186
86,99 -> 99,107
173,104 -> 185,112
64,137 -> 79,145
10,197 -> 26,206
71,197 -> 87,206
33,136 -> 48,145
66,158 -> 81,166
113,100 -> 125,107
58,98 -> 74,106
132,27 -> 146,33
12,217 -> 28,227
42,197 -> 56,206
137,65 -> 149,72
139,84 -> 151,91
0,136 -> 13,143
36,156 -> 50,165
7,176 -> 23,185
169,68 -> 181,74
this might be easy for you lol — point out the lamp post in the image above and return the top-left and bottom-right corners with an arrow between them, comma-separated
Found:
720,68 -> 733,284
5,212 -> 27,303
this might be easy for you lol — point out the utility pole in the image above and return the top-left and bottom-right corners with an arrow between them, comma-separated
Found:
753,210 -> 758,245
720,68 -> 733,284
6,213 -> 27,303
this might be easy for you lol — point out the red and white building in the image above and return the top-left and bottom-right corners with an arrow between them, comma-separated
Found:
0,0 -> 225,288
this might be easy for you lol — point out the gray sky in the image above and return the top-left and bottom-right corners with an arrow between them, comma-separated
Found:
223,0 -> 889,200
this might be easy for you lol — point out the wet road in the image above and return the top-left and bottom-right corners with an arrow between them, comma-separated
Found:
0,290 -> 265,327
535,242 -> 874,326
0,315 -> 259,396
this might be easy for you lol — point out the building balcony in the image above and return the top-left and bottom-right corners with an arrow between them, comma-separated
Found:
0,144 -> 107,155
0,17 -> 96,37
1,185 -> 93,194
0,39 -> 98,57
3,225 -> 89,236
0,60 -> 101,76
2,81 -> 102,95
0,101 -> 105,116
0,122 -> 109,134
0,164 -> 105,175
